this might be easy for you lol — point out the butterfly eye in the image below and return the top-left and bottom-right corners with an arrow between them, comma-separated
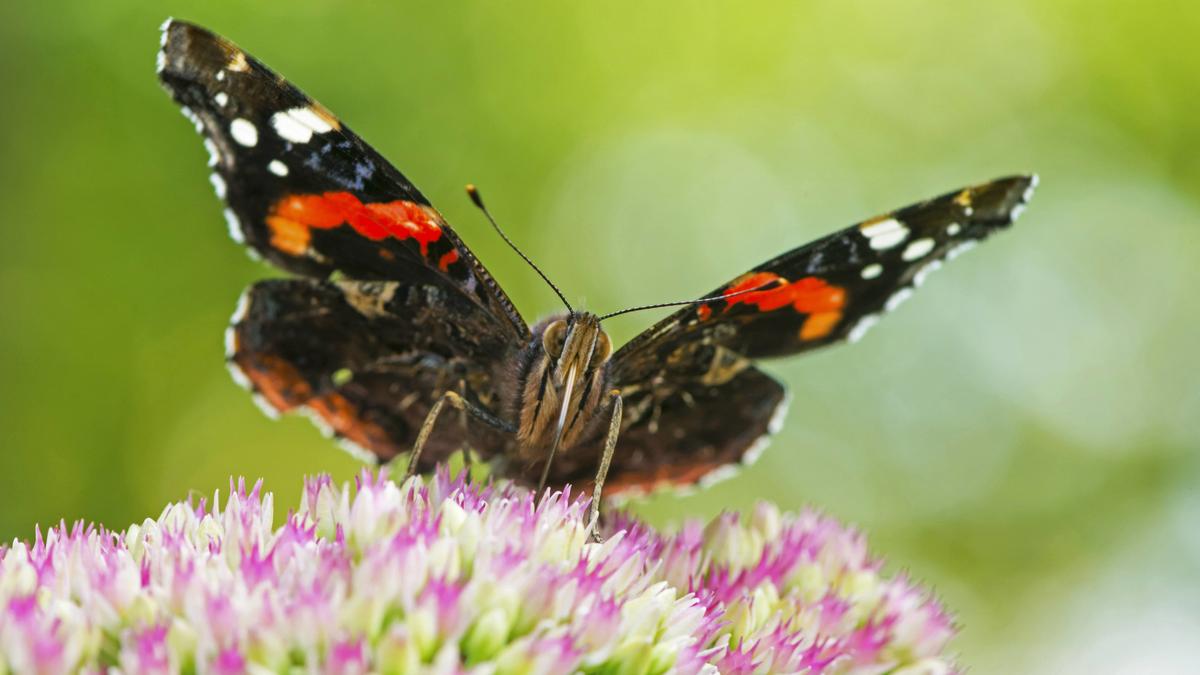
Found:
543,320 -> 568,358
593,331 -> 612,364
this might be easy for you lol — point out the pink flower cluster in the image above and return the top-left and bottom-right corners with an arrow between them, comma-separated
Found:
0,468 -> 955,673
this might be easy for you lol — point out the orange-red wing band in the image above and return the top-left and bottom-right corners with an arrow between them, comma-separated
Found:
265,191 -> 444,257
437,249 -> 459,272
236,351 -> 398,458
698,271 -> 847,341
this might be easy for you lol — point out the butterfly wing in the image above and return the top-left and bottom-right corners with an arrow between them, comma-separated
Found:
614,175 -> 1036,383
539,364 -> 787,498
228,278 -> 515,467
589,175 -> 1036,496
157,19 -> 527,342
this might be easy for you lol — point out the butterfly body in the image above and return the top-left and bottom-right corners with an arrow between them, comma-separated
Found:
158,19 -> 1037,500
512,313 -> 615,462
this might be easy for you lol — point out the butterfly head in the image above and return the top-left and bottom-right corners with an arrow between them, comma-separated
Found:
541,312 -> 613,388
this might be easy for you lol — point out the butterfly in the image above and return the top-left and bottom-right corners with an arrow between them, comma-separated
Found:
157,19 -> 1036,528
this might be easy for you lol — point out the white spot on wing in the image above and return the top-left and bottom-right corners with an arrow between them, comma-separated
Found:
861,217 -> 903,238
223,326 -> 238,360
946,240 -> 978,260
177,105 -> 204,135
214,92 -> 228,107
229,118 -> 258,147
337,438 -> 378,464
224,208 -> 244,244
848,313 -> 880,343
179,105 -> 199,126
665,483 -> 698,498
860,263 -> 883,280
742,437 -> 771,470
300,408 -> 334,439
252,394 -> 281,420
226,293 -> 250,360
697,464 -> 741,489
225,293 -> 250,379
268,159 -> 289,176
271,112 -> 313,144
913,259 -> 942,287
203,138 -> 221,167
230,288 -> 252,324
767,389 -> 791,435
288,107 -> 334,133
270,106 -> 334,144
1025,173 -> 1039,199
1011,175 -> 1038,222
873,230 -> 907,249
885,287 -> 914,312
946,222 -> 961,236
226,360 -> 253,392
156,18 -> 171,73
861,217 -> 909,250
208,173 -> 226,199
739,388 -> 790,468
902,237 -> 936,262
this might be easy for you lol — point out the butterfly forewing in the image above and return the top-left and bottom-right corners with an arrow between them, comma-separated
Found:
157,19 -> 527,342
614,175 -> 1036,384
588,175 -> 1036,496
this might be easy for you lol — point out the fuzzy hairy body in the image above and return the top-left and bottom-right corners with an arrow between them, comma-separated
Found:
508,313 -> 614,463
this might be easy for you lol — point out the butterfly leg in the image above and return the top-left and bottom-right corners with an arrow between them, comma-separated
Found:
405,390 -> 514,483
455,379 -> 476,477
588,390 -> 623,542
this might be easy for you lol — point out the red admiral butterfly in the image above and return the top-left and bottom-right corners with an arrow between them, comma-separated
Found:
158,20 -> 1036,526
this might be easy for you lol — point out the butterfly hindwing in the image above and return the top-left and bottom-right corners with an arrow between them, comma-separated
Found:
228,278 -> 514,467
157,19 -> 527,342
539,364 -> 787,499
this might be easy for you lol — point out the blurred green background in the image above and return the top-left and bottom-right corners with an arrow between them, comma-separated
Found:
2,1 -> 1198,671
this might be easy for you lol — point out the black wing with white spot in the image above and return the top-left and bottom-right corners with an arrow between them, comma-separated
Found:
613,175 -> 1037,386
157,19 -> 528,342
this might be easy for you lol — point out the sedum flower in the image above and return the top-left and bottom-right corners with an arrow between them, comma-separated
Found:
0,468 -> 956,674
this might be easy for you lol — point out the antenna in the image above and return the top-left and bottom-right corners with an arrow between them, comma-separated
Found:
598,279 -> 784,322
467,185 -> 573,315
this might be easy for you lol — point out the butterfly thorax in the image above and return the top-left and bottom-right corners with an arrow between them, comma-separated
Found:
514,312 -> 614,461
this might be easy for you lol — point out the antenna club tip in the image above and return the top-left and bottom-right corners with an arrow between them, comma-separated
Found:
465,184 -> 484,208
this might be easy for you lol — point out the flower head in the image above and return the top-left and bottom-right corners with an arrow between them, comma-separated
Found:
0,467 -> 956,673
